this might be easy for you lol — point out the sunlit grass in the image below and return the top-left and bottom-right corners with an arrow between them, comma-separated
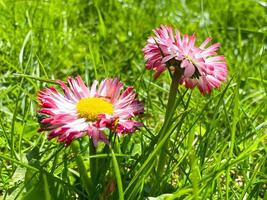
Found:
0,0 -> 266,199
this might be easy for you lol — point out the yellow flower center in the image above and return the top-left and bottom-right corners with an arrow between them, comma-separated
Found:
76,97 -> 113,121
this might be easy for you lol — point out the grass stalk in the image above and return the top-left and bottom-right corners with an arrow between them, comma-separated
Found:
70,141 -> 92,198
110,146 -> 124,200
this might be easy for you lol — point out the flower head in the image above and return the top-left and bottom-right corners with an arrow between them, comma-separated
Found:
143,25 -> 228,95
177,36 -> 228,95
37,76 -> 144,145
143,25 -> 179,78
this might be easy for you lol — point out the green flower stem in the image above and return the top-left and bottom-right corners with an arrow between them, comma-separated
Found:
164,68 -> 183,128
71,141 -> 92,197
89,140 -> 97,183
156,68 -> 183,182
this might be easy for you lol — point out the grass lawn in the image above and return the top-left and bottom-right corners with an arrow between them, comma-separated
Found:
0,0 -> 266,199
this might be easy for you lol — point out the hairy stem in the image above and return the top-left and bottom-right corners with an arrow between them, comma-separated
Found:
156,68 -> 183,188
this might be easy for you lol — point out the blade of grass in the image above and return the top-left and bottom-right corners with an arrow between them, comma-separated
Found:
13,73 -> 57,84
0,153 -> 39,172
110,146 -> 124,200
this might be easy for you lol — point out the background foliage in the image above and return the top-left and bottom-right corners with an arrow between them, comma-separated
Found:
0,0 -> 266,199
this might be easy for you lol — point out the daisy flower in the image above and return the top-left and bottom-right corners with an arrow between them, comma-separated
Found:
37,76 -> 144,145
143,25 -> 228,95
143,25 -> 180,78
176,35 -> 228,95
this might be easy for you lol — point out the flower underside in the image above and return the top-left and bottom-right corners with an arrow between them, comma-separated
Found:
76,97 -> 113,121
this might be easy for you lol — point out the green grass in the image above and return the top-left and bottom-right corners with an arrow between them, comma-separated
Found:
0,0 -> 266,199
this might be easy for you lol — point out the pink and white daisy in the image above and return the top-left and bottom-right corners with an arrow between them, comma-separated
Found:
143,25 -> 179,78
143,25 -> 228,95
176,35 -> 228,95
37,76 -> 144,145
